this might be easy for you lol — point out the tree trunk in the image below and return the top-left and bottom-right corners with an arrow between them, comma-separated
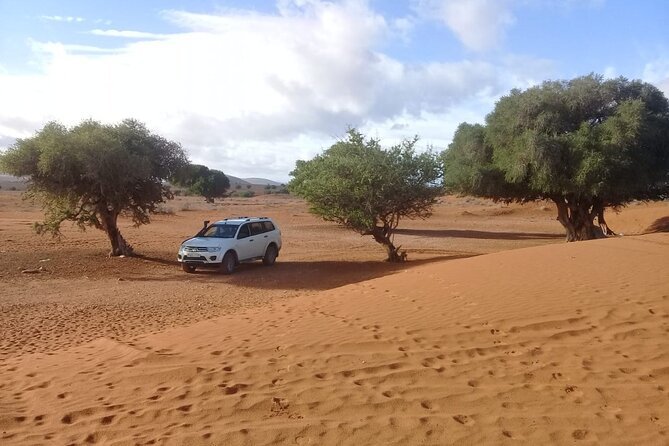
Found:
593,202 -> 617,236
99,207 -> 134,256
370,226 -> 405,262
552,197 -> 605,242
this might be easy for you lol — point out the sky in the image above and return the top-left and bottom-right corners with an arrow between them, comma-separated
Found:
0,0 -> 668,181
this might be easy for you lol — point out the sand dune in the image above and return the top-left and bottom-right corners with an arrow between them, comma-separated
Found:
1,233 -> 668,445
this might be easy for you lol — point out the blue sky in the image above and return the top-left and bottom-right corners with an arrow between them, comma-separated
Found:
1,0 -> 667,180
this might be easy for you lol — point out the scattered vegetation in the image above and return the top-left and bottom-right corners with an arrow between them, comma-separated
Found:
171,164 -> 230,203
443,74 -> 669,241
289,129 -> 442,262
0,119 -> 188,256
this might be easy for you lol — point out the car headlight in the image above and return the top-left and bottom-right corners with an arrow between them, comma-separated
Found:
207,247 -> 221,252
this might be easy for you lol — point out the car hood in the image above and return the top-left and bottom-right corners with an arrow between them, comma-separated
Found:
182,237 -> 233,247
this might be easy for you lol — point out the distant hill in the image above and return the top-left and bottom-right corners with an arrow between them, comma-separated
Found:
225,175 -> 251,187
0,174 -> 28,191
243,177 -> 284,186
0,173 -> 286,195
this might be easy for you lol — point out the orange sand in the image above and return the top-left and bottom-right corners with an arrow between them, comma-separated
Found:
1,193 -> 668,445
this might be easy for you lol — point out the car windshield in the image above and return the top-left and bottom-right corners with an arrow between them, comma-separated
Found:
201,224 -> 239,238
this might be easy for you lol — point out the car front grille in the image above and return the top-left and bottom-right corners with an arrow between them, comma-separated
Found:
184,246 -> 208,252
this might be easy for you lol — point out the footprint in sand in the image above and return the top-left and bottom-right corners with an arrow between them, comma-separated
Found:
572,429 -> 588,440
100,415 -> 115,425
452,414 -> 474,426
421,358 -> 436,368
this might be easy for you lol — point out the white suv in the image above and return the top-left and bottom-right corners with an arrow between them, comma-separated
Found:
177,217 -> 282,274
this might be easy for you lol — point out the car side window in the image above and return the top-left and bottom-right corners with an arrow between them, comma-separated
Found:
250,222 -> 264,235
237,224 -> 250,239
263,221 -> 275,232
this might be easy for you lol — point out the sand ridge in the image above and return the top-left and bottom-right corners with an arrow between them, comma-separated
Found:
1,233 -> 668,445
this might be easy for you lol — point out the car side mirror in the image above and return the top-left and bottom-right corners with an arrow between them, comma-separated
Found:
195,220 -> 211,237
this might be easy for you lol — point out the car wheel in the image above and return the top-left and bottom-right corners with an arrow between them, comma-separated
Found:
220,251 -> 236,275
182,263 -> 196,273
262,244 -> 278,266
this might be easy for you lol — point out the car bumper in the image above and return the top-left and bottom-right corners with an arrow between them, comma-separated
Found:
177,253 -> 221,264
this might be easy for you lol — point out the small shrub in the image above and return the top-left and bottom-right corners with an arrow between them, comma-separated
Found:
154,204 -> 175,215
240,191 -> 255,198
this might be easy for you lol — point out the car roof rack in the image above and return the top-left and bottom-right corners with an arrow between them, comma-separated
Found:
219,216 -> 270,222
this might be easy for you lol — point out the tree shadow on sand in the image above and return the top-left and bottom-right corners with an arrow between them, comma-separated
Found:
395,228 -> 562,240
135,254 -> 180,266
644,216 -> 669,233
132,255 -> 474,291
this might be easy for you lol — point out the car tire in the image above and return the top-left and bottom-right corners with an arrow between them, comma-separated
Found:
262,244 -> 278,266
182,263 -> 196,273
220,251 -> 236,275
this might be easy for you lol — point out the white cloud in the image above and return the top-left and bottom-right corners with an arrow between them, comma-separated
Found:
643,58 -> 669,97
41,15 -> 85,23
603,65 -> 618,79
413,0 -> 608,52
2,0 -> 549,179
89,29 -> 168,39
414,0 -> 515,51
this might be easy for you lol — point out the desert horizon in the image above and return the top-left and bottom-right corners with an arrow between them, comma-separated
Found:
1,191 -> 668,445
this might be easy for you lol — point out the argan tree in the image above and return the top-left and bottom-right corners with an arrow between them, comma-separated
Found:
289,129 -> 442,261
0,119 -> 188,256
443,75 -> 669,241
171,164 -> 229,203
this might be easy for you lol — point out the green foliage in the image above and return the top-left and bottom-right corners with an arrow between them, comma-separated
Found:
446,75 -> 669,203
443,74 -> 669,240
240,190 -> 255,198
171,164 -> 230,203
289,128 -> 442,260
0,119 -> 188,254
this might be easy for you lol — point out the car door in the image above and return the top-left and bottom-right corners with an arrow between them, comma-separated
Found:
248,222 -> 267,258
235,223 -> 256,261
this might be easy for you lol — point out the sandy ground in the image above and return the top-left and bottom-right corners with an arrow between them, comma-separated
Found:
1,191 -> 668,445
